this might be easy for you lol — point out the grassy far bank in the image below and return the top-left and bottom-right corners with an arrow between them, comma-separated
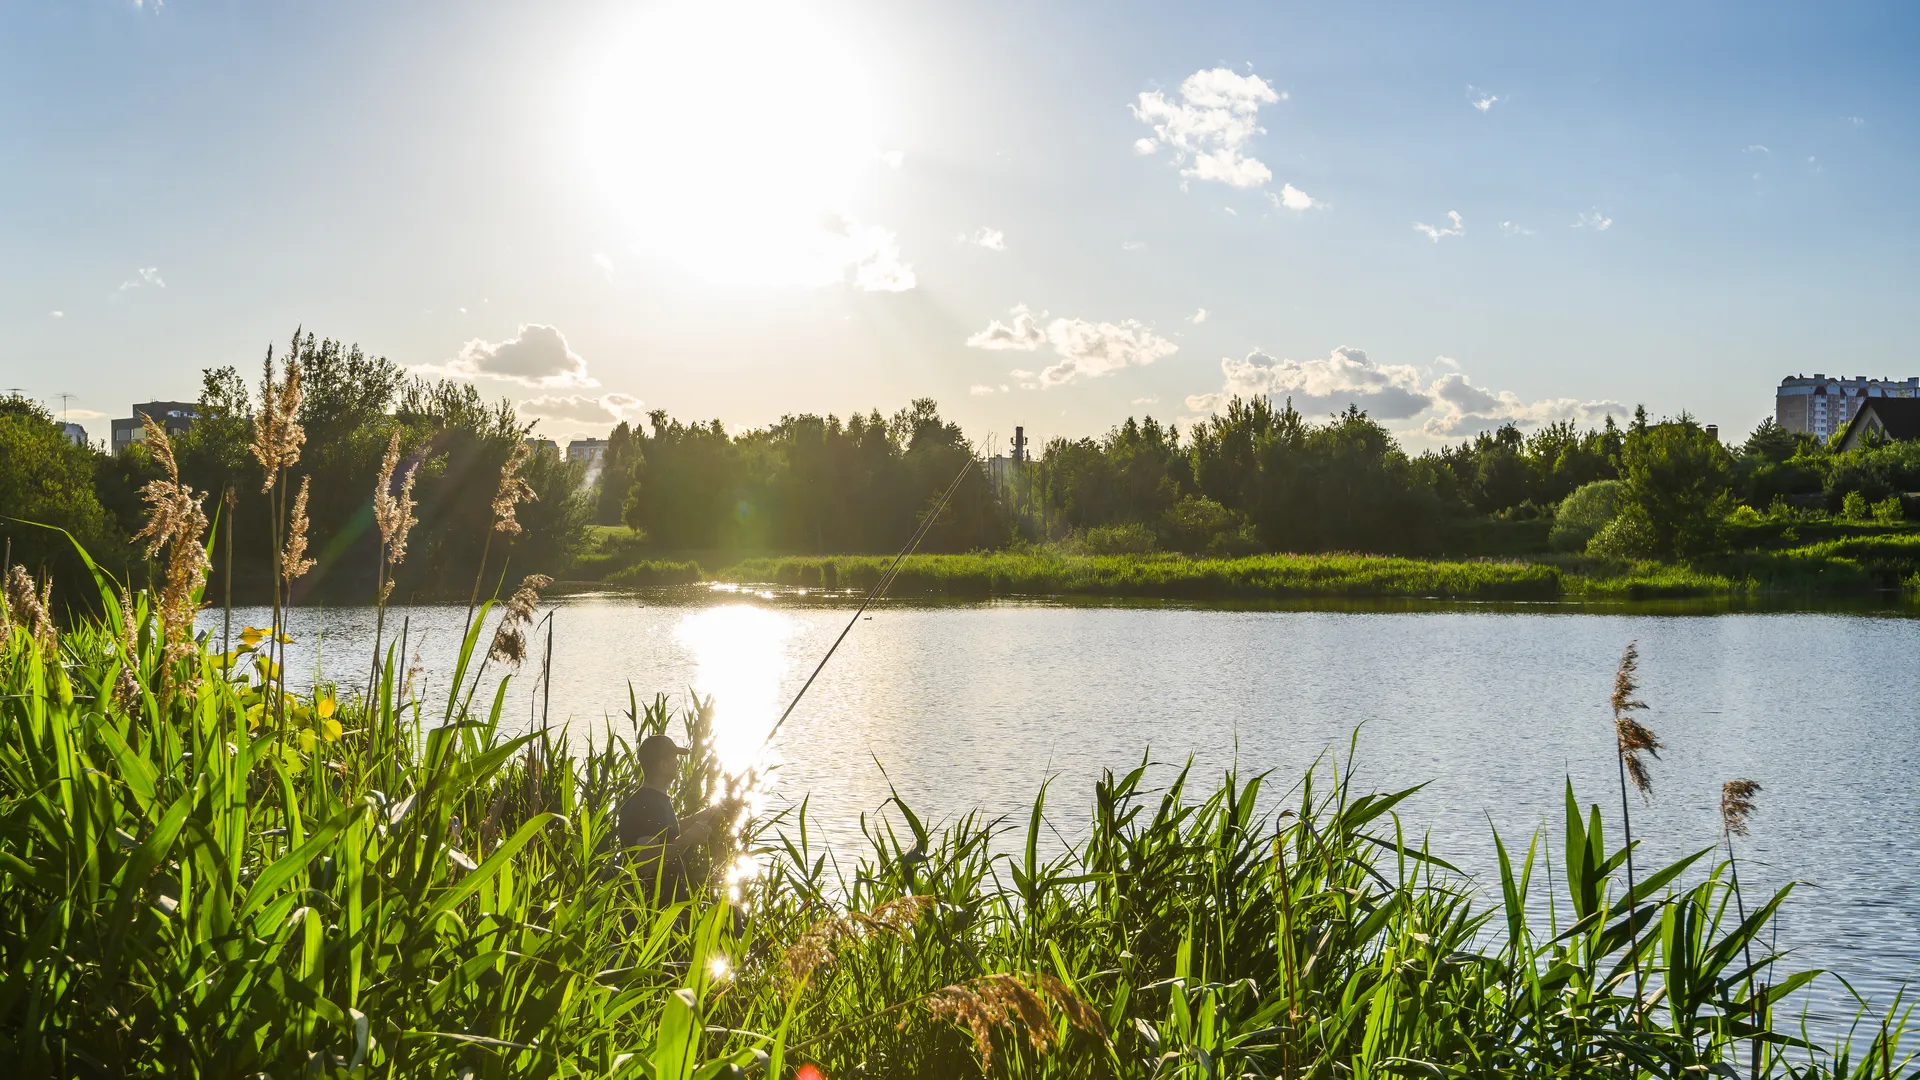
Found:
565,524 -> 1920,602
4,575 -> 1915,1076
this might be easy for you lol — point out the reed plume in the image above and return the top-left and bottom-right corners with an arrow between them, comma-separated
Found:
372,432 -> 420,589
487,573 -> 552,667
4,566 -> 56,652
1721,779 -> 1761,840
247,338 -> 306,489
492,440 -> 537,535
1611,642 -> 1663,803
132,416 -> 210,684
1721,777 -> 1765,1075
281,475 -> 315,584
785,895 -> 939,984
916,972 -> 1106,1070
112,584 -> 141,712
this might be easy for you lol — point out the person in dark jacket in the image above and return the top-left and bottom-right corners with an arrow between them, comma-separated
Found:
617,734 -> 733,898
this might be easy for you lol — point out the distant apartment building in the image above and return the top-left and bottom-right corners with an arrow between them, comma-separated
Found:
566,438 -> 607,466
111,401 -> 197,454
61,422 -> 88,447
1776,374 -> 1920,442
524,437 -> 560,458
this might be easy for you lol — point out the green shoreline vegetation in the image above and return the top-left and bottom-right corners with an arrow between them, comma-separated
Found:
0,367 -> 1912,1076
12,328 -> 1920,609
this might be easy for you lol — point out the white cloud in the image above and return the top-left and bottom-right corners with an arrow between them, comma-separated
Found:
965,304 -> 1048,351
1846,116 -> 1864,126
48,310 -> 63,319
119,267 -> 164,290
1499,220 -> 1533,236
1121,240 -> 1147,251
1744,144 -> 1771,154
429,324 -> 597,388
1275,183 -> 1317,211
1132,397 -> 1160,405
1189,308 -> 1208,324
1571,210 -> 1613,231
968,384 -> 1002,396
967,305 -> 1178,387
958,227 -> 1006,251
850,226 -> 916,292
1183,346 -> 1625,440
1413,211 -> 1464,242
1467,86 -> 1500,112
1131,67 -> 1283,190
592,252 -> 615,282
519,393 -> 646,428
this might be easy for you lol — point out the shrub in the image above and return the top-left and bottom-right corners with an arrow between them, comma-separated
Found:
1549,479 -> 1624,551
1586,511 -> 1657,559
1871,495 -> 1905,525
1162,495 -> 1259,555
1082,521 -> 1157,555
1842,490 -> 1870,521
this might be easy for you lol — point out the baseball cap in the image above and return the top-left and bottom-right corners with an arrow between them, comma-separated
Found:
639,734 -> 689,761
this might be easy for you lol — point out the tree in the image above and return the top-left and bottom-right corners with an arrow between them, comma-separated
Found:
0,397 -> 121,598
1616,416 -> 1733,557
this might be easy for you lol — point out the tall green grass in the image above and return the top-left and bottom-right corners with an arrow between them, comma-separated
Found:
1,560 -> 1913,1075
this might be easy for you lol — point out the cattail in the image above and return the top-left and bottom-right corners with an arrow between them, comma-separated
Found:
1721,779 -> 1761,839
4,566 -> 56,652
785,895 -> 939,983
1610,642 -> 1662,802
132,417 -> 210,673
487,573 -> 552,667
491,441 -> 537,535
914,972 -> 1106,1070
282,475 -> 316,583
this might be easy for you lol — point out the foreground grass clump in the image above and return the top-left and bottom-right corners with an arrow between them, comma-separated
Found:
2,580 -> 1914,1076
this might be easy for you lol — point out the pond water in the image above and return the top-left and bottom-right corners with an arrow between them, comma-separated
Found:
201,588 -> 1920,1039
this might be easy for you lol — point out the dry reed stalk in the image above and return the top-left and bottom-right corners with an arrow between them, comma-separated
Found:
915,971 -> 1106,1070
112,584 -> 141,712
487,574 -> 552,667
132,417 -> 210,689
3,566 -> 56,652
372,432 -> 420,592
247,339 -> 306,490
784,894 -> 939,984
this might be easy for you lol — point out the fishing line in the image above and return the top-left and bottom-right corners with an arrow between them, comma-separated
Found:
758,457 -> 974,750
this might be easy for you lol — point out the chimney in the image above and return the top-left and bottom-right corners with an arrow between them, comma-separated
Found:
1012,426 -> 1026,464
1705,424 -> 1719,442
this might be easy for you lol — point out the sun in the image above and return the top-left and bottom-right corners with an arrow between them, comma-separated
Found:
583,0 -> 885,288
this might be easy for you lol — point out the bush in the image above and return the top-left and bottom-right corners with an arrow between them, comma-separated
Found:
1082,522 -> 1157,555
1586,512 -> 1657,559
1842,490 -> 1870,521
1870,495 -> 1904,525
1162,495 -> 1259,555
1548,479 -> 1624,552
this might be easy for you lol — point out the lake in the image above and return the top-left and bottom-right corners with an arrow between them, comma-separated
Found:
202,587 -> 1920,1036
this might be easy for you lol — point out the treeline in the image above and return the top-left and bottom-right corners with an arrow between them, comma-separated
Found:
1,332 -> 590,605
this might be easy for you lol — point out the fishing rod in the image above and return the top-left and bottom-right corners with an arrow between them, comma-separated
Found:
757,457 -> 975,751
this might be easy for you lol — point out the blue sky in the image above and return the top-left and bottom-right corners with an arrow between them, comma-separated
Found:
3,0 -> 1915,451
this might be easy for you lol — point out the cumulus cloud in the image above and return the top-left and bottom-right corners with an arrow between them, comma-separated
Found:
1468,86 -> 1500,112
119,267 -> 165,290
957,227 -> 1006,251
1571,210 -> 1613,231
1413,211 -> 1464,242
969,384 -> 1010,396
592,252 -> 615,282
1274,183 -> 1317,210
1189,308 -> 1208,324
1132,67 -> 1284,189
518,393 -> 646,428
1183,346 -> 1625,440
850,226 -> 916,292
966,305 -> 1178,388
431,324 -> 597,388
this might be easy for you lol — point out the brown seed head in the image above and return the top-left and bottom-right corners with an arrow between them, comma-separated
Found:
785,894 -> 938,984
1721,778 -> 1762,839
487,573 -> 552,668
914,971 -> 1105,1070
5,566 -> 57,652
247,339 -> 307,489
113,584 -> 142,710
132,417 -> 210,688
1609,642 -> 1662,802
1610,642 -> 1647,717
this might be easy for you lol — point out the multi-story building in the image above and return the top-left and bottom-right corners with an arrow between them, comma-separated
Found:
566,438 -> 607,467
61,422 -> 89,447
111,401 -> 198,454
1776,375 -> 1920,442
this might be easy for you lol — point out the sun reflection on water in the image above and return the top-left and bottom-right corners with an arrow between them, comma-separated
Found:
674,604 -> 798,777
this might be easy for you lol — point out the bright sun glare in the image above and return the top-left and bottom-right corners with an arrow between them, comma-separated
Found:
584,1 -> 883,287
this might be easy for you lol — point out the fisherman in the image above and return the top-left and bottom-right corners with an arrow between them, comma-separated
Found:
617,734 -> 735,898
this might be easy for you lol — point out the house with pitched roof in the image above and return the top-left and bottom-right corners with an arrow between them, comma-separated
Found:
1836,398 -> 1920,451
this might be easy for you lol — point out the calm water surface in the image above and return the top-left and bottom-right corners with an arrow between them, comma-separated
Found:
204,589 -> 1920,1034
